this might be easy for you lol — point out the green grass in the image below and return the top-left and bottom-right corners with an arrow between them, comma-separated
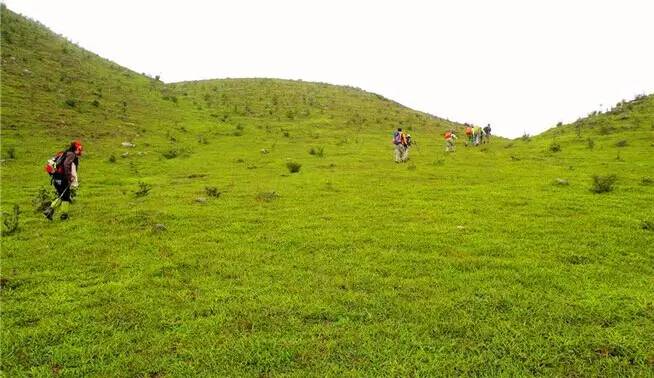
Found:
2,5 -> 654,376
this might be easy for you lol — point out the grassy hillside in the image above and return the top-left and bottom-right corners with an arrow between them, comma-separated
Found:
2,5 -> 654,377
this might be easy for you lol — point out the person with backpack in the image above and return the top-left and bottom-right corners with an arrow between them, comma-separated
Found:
464,124 -> 473,146
392,127 -> 408,163
483,124 -> 492,143
473,125 -> 484,146
43,140 -> 83,220
404,133 -> 413,160
444,129 -> 457,152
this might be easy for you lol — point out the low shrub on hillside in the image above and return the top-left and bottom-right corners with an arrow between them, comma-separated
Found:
641,177 -> 653,186
598,125 -> 614,135
642,220 -> 653,231
65,98 -> 77,107
162,148 -> 179,159
587,138 -> 595,150
286,161 -> 302,173
309,146 -> 325,157
134,182 -> 152,198
521,133 -> 531,142
590,175 -> 617,194
256,191 -> 279,202
615,139 -> 628,147
549,142 -> 561,152
1,204 -> 20,235
4,146 -> 16,159
107,154 -> 117,163
205,186 -> 221,198
32,187 -> 51,212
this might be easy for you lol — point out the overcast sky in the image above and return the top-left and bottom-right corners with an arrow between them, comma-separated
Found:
4,0 -> 654,137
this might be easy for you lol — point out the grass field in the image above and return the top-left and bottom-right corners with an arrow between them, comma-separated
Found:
2,5 -> 654,376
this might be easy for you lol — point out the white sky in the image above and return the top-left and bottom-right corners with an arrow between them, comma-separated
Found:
4,0 -> 654,137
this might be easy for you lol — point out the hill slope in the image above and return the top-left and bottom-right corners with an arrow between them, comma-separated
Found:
2,5 -> 654,376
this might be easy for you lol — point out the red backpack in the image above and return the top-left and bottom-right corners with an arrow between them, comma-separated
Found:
44,152 -> 66,175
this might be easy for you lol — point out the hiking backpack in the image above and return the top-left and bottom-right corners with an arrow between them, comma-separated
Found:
444,131 -> 452,139
393,132 -> 402,145
44,151 -> 66,175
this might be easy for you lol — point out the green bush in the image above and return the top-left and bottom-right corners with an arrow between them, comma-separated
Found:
32,187 -> 51,212
134,182 -> 152,197
590,175 -> 617,194
65,98 -> 77,107
205,186 -> 221,198
309,146 -> 324,157
2,204 -> 20,235
162,149 -> 179,159
286,161 -> 302,173
549,142 -> 561,152
4,146 -> 16,159
256,191 -> 279,202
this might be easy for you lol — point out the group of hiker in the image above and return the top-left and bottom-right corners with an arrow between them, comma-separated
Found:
43,127 -> 494,220
463,123 -> 492,148
392,123 -> 492,157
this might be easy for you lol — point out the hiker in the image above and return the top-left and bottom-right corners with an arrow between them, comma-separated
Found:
405,133 -> 413,160
483,124 -> 492,143
464,124 -> 473,146
392,128 -> 408,163
43,140 -> 83,220
473,125 -> 484,146
444,129 -> 457,152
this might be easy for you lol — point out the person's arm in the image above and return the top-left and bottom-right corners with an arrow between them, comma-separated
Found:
63,152 -> 76,183
70,163 -> 78,188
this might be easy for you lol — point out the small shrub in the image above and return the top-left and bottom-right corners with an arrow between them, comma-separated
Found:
282,131 -> 290,138
590,175 -> 617,194
598,126 -> 613,135
108,154 -> 117,163
549,142 -> 561,152
232,129 -> 244,137
641,220 -> 653,231
2,204 -> 20,235
205,186 -> 221,198
286,161 -> 302,173
521,133 -> 531,142
197,134 -> 208,144
309,146 -> 325,157
4,146 -> 16,160
587,138 -> 595,150
556,121 -> 563,127
615,139 -> 628,147
256,191 -> 279,202
65,98 -> 77,107
134,182 -> 152,197
32,187 -> 52,212
641,177 -> 653,186
91,99 -> 100,107
162,149 -> 179,159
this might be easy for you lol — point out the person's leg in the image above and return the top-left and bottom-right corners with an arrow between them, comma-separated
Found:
403,146 -> 409,161
60,201 -> 71,220
395,145 -> 401,162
